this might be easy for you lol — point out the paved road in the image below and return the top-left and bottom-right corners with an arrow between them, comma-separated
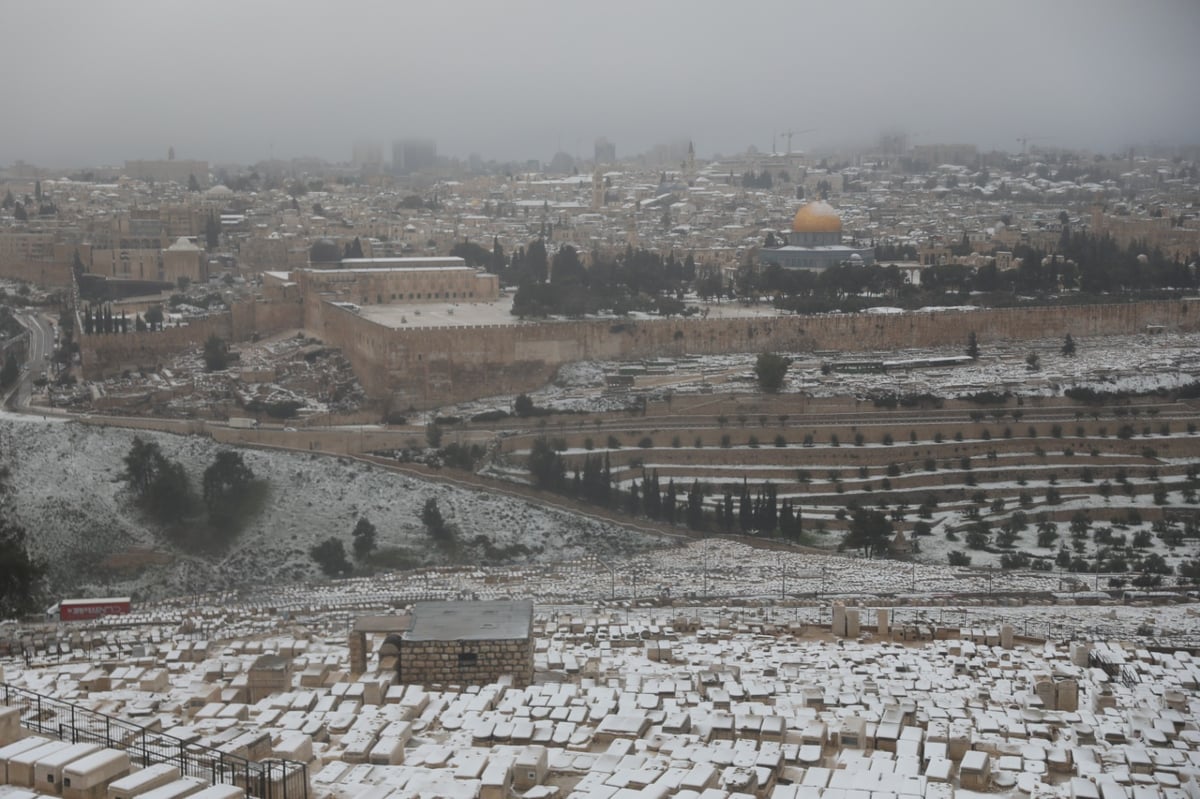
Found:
7,310 -> 54,409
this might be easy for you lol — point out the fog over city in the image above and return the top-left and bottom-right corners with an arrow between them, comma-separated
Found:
4,0 -> 1199,167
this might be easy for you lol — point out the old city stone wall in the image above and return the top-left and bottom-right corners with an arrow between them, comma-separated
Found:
311,299 -> 1198,409
80,298 -> 303,379
231,297 -> 304,340
398,637 -> 534,688
0,259 -> 73,288
80,314 -> 233,378
76,295 -> 1198,400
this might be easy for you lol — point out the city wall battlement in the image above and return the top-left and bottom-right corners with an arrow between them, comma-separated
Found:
79,298 -> 303,378
78,297 -> 1196,407
0,259 -> 74,287
313,299 -> 1197,409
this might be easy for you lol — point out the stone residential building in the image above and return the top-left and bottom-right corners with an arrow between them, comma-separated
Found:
161,237 -> 208,285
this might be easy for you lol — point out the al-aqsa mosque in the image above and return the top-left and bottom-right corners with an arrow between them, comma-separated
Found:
758,200 -> 875,271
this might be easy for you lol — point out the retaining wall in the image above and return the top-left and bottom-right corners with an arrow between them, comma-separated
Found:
310,299 -> 1199,409
0,260 -> 73,288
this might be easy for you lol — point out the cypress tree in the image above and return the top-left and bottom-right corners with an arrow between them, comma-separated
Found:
686,480 -> 705,531
738,478 -> 751,531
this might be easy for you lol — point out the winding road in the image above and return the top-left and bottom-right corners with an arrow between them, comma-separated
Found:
3,310 -> 54,410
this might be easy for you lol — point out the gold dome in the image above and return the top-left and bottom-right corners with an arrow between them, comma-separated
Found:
791,200 -> 843,234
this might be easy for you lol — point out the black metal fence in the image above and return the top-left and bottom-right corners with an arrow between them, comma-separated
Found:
0,683 -> 307,799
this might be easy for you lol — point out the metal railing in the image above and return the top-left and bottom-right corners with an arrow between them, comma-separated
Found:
0,683 -> 307,799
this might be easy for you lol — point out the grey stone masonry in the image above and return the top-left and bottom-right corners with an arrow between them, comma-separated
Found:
398,637 -> 534,688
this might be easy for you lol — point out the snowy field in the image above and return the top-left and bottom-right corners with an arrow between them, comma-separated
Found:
0,412 -> 661,602
4,327 -> 1199,608
427,330 -> 1200,423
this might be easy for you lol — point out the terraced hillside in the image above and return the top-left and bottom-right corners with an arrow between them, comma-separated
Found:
484,392 -> 1200,586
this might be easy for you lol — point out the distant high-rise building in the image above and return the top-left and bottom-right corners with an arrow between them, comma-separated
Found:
352,140 -> 384,168
123,158 -> 208,186
392,138 -> 437,173
911,143 -> 977,167
594,137 -> 616,165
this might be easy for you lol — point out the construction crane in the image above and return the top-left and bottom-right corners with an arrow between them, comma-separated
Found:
782,128 -> 816,155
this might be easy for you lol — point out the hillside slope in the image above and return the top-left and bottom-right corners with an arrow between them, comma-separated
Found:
0,414 -> 662,601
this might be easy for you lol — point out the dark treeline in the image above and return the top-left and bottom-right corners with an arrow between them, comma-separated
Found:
482,230 -> 1197,319
81,304 -> 167,334
508,241 -> 701,318
766,229 -> 1198,314
526,437 -> 802,541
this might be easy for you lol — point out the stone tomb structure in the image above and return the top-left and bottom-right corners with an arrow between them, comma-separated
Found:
347,613 -> 413,675
394,599 -> 534,688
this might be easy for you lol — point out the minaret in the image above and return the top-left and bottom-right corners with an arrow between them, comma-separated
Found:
686,141 -> 696,182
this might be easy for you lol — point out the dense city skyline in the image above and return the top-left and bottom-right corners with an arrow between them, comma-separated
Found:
3,0 -> 1199,168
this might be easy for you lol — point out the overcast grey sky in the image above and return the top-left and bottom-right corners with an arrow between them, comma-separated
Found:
4,0 -> 1198,167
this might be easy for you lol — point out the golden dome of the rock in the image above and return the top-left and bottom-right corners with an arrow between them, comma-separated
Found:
791,200 -> 843,234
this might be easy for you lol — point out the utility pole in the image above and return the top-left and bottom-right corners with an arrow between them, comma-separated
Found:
598,558 -> 616,601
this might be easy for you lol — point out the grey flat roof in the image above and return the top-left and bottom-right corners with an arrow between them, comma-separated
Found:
354,614 -> 413,634
404,599 -> 533,642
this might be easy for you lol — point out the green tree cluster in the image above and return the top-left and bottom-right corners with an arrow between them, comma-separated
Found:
0,353 -> 18,388
0,516 -> 44,618
202,450 -> 256,526
528,438 -> 567,490
754,352 -> 791,393
421,497 -> 457,554
203,335 -> 230,371
509,241 -> 700,319
122,439 -> 263,548
0,466 -> 45,617
352,517 -> 377,561
311,538 -> 351,577
712,478 -> 801,539
966,331 -> 979,359
122,437 -> 193,524
842,508 -> 894,558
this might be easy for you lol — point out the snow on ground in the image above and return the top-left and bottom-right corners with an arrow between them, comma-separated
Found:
431,331 -> 1200,423
26,536 -> 1198,649
0,414 -> 663,602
